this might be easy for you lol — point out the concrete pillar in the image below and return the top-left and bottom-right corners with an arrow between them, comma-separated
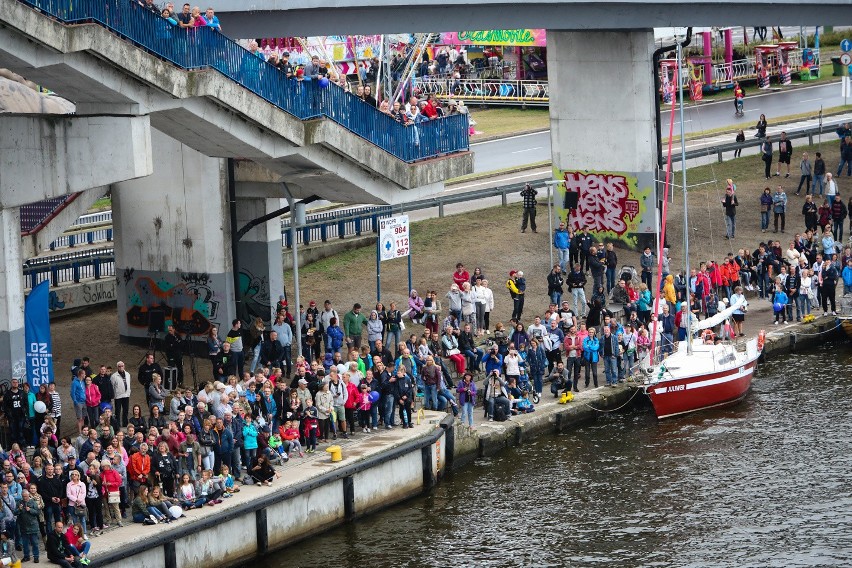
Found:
234,196 -> 284,324
547,30 -> 658,248
112,129 -> 235,341
0,207 -> 25,382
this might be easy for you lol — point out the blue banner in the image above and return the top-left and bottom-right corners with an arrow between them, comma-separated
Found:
25,280 -> 54,388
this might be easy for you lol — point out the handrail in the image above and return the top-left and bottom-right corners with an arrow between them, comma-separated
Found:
14,0 -> 468,163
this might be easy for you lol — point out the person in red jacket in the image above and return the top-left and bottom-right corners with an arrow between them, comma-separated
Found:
343,373 -> 359,437
452,263 -> 470,289
128,443 -> 151,500
100,459 -> 123,527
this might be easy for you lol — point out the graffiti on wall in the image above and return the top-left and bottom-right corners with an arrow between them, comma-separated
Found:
237,268 -> 272,324
46,281 -> 117,312
125,272 -> 223,335
554,168 -> 655,246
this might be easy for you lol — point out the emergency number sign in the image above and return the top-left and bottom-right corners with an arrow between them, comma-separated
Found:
379,215 -> 410,261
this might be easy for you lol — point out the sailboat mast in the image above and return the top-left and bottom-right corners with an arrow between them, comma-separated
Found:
676,40 -> 692,355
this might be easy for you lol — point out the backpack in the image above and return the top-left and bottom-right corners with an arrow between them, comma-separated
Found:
493,405 -> 508,422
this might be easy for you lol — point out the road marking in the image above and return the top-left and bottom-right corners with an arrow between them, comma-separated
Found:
744,109 -> 760,113
471,131 -> 547,146
798,98 -> 823,103
511,147 -> 543,153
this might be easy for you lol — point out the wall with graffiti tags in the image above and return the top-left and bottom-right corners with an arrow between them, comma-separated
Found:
552,168 -> 656,247
117,269 -> 232,338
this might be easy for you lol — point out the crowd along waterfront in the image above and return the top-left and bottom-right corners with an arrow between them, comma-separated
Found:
269,342 -> 852,568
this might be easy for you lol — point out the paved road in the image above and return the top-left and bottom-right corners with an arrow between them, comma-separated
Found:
471,81 -> 847,173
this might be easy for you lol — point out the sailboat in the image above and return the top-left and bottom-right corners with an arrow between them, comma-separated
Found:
641,39 -> 764,420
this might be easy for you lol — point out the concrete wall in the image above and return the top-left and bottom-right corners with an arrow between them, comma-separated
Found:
0,207 -> 24,382
547,30 -> 658,249
0,115 -> 151,208
92,424 -> 448,568
112,129 -> 235,339
236,197 -> 284,324
42,279 -> 117,314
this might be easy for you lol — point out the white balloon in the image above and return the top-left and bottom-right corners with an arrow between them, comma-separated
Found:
34,401 -> 47,414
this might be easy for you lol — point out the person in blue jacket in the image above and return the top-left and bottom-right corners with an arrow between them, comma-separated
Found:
325,317 -> 345,354
582,327 -> 601,389
70,370 -> 87,435
842,258 -> 852,295
553,221 -> 570,272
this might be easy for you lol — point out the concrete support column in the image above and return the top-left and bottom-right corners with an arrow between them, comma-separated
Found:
113,129 -> 235,341
234,196 -> 284,324
0,207 -> 25,382
547,29 -> 658,248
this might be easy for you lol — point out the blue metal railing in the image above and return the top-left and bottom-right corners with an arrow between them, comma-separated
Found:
15,0 -> 469,162
282,205 -> 391,247
24,248 -> 115,289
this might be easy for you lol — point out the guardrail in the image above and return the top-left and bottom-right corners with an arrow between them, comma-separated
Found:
15,0 -> 469,162
23,247 -> 115,289
673,115 -> 850,164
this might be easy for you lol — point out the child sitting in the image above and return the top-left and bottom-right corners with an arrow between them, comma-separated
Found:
516,391 -> 535,414
219,464 -> 239,496
279,421 -> 305,458
267,431 -> 289,464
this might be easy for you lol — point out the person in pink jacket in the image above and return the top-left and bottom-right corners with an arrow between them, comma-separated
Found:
84,377 -> 101,435
66,470 -> 89,535
408,290 -> 425,323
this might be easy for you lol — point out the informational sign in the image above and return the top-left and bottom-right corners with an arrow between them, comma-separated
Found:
379,215 -> 410,261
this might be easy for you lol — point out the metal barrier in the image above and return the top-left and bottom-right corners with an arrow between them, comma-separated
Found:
15,0 -> 469,162
413,77 -> 549,106
23,247 -> 115,289
672,115 -> 850,164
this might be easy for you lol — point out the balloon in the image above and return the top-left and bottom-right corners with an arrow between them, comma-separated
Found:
773,302 -> 783,312
34,401 -> 47,414
318,76 -> 329,89
368,391 -> 380,404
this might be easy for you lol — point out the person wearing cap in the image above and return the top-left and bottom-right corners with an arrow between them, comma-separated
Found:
279,51 -> 294,78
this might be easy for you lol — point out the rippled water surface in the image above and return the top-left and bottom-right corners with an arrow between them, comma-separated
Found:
261,343 -> 852,567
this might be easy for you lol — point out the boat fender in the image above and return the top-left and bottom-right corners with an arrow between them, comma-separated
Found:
757,330 -> 766,351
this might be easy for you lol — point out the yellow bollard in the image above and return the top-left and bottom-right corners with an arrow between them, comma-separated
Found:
416,408 -> 425,425
326,445 -> 342,462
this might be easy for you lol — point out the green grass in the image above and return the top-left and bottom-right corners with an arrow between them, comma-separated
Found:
89,196 -> 111,211
447,160 -> 550,185
469,107 -> 549,139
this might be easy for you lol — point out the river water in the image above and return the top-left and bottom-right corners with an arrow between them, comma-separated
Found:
263,343 -> 852,568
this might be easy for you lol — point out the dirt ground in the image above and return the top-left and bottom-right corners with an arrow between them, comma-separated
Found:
50,138 -> 849,436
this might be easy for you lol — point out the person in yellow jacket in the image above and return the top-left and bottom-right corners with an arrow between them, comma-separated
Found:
662,274 -> 677,312
506,270 -> 526,321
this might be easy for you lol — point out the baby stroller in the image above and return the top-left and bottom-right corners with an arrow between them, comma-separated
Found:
619,265 -> 639,286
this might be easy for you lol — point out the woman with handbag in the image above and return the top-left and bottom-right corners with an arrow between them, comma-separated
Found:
100,460 -> 123,527
65,469 -> 88,537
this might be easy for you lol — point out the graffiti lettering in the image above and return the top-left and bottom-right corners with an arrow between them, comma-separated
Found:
237,269 -> 272,324
82,282 -> 116,304
180,272 -> 210,286
563,171 -> 630,235
624,199 -> 640,221
122,267 -> 135,284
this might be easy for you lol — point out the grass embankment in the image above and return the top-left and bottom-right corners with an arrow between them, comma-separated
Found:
469,107 -> 549,139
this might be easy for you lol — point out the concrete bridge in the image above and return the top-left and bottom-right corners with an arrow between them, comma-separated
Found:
213,0 -> 849,37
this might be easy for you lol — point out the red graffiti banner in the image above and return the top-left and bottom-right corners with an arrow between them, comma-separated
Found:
562,171 -> 632,235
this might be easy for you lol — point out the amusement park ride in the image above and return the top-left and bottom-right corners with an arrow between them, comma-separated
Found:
247,26 -> 821,107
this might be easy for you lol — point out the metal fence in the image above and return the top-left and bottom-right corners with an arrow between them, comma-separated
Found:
15,0 -> 469,162
413,77 -> 549,106
23,247 -> 115,289
20,196 -> 72,234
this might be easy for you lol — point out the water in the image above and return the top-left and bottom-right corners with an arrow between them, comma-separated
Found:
261,344 -> 852,568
